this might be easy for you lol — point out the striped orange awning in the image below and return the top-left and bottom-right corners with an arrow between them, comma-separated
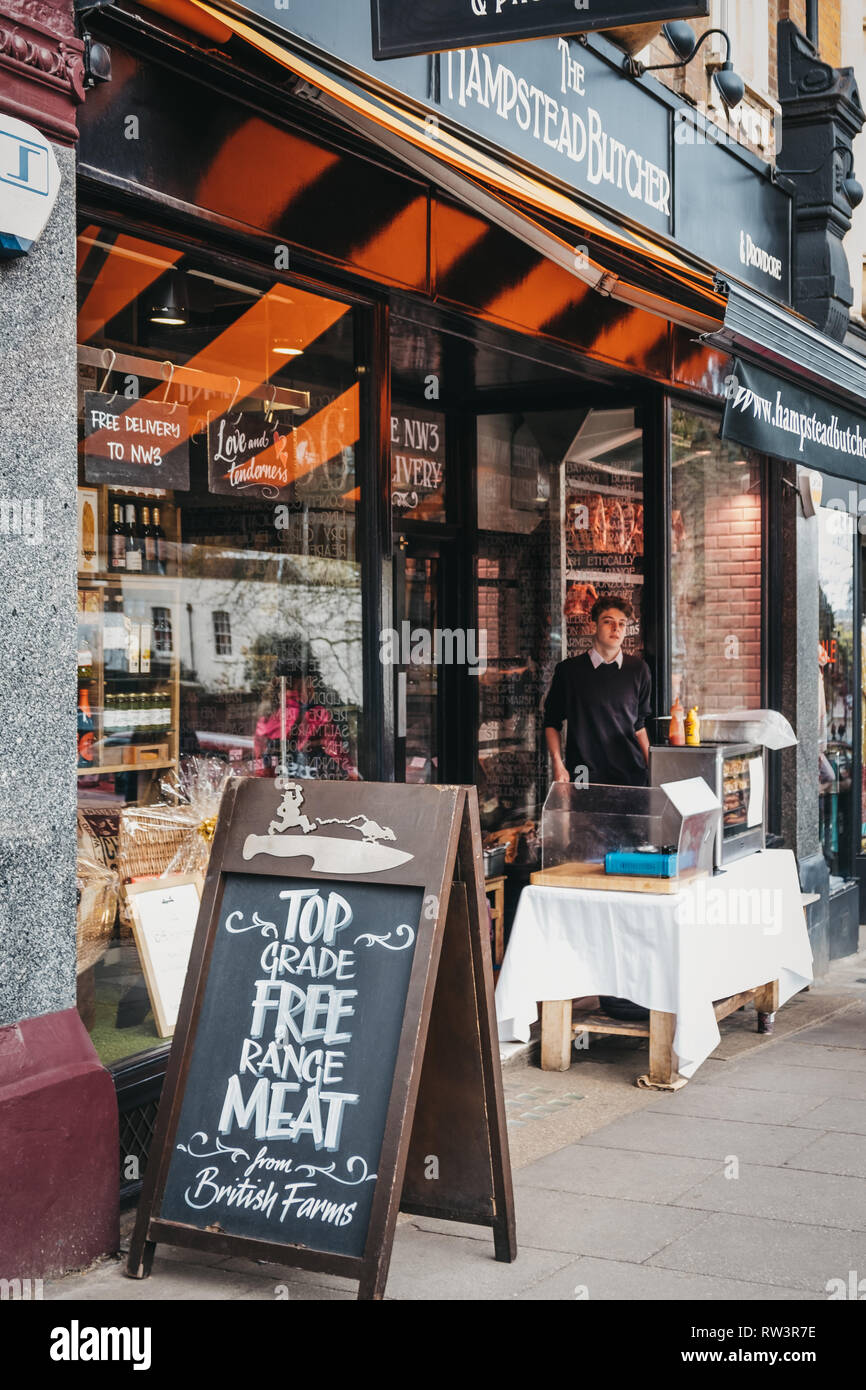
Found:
188,0 -> 726,334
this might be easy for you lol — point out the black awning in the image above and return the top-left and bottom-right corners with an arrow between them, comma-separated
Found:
707,283 -> 866,411
190,0 -> 726,335
721,358 -> 866,481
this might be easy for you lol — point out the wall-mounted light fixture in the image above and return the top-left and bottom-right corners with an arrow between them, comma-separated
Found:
624,23 -> 745,113
774,144 -> 863,208
75,1 -> 114,87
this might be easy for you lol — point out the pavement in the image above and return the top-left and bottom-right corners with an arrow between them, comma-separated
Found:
44,943 -> 866,1302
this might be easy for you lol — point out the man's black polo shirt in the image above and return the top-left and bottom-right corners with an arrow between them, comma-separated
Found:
543,650 -> 651,787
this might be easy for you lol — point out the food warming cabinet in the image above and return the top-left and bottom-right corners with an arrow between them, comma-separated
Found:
649,744 -> 765,868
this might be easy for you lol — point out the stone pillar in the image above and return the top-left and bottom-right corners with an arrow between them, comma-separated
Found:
0,0 -> 118,1280
778,460 -> 830,977
777,18 -> 865,341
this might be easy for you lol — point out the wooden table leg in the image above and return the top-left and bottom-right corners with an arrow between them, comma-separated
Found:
648,1010 -> 677,1086
541,1000 -> 573,1072
754,979 -> 780,1034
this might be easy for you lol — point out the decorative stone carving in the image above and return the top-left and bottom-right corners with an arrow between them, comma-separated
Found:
0,0 -> 84,145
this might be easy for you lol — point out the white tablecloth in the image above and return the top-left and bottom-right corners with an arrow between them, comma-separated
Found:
496,849 -> 813,1078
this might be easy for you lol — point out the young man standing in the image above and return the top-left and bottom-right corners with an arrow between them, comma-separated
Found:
544,596 -> 651,787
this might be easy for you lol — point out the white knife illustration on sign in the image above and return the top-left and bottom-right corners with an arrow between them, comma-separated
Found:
243,782 -> 414,874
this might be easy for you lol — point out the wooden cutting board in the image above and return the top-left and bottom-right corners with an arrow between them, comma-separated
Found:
530,861 -> 708,895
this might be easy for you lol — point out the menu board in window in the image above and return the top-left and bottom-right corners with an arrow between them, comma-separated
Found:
563,410 -> 644,657
391,406 -> 446,523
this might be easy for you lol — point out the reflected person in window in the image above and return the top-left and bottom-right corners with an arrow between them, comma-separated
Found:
254,656 -> 359,780
543,596 -> 651,788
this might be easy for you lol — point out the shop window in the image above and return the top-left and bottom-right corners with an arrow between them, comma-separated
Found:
670,408 -> 762,715
212,610 -> 232,656
75,223 -> 367,1068
818,503 -> 855,884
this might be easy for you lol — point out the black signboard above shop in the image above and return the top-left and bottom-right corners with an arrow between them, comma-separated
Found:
721,359 -> 866,483
371,1 -> 710,60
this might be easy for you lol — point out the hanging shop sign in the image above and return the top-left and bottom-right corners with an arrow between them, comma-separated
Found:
83,393 -> 190,490
0,115 -> 61,259
236,2 -> 791,300
721,359 -> 866,481
371,1 -> 710,60
391,407 -> 446,519
127,778 -> 515,1301
208,412 -> 294,499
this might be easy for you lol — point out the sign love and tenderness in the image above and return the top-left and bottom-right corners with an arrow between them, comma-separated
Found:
127,778 -> 515,1301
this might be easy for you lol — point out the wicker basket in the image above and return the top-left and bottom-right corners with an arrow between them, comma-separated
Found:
76,854 -> 117,974
116,804 -> 199,932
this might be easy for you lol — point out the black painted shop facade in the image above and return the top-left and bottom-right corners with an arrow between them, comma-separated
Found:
72,8 -> 865,1191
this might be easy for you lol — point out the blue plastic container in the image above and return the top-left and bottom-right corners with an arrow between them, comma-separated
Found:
605,851 -> 679,878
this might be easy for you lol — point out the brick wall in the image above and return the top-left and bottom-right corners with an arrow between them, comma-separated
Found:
673,476 -> 762,712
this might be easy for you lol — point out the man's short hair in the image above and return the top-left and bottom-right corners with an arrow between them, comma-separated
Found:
590,595 -> 634,625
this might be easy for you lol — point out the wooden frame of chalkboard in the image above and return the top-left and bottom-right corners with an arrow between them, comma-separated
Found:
127,778 -> 515,1300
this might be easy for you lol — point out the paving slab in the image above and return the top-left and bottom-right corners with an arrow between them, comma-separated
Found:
580,1111 -> 820,1166
214,1256 -> 357,1293
647,1211 -> 866,1292
514,1184 -> 710,1261
784,1006 -> 866,1050
695,1060 -> 866,1099
45,1258 -> 273,1302
790,1097 -> 866,1136
671,1162 -> 866,1231
516,1255 -> 813,1302
783,1006 -> 861,1045
784,1130 -> 866,1180
514,1145 -> 719,1203
646,1084 -> 826,1127
756,1041 -> 866,1073
385,1227 -> 572,1301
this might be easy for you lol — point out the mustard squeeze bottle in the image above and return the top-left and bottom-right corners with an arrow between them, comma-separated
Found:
685,705 -> 701,746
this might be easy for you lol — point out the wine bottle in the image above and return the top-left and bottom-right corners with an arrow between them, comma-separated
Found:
124,503 -> 143,572
140,505 -> 157,574
152,506 -> 167,576
109,503 -> 126,572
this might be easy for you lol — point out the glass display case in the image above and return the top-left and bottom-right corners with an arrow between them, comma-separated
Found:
533,781 -> 719,891
650,743 -> 765,868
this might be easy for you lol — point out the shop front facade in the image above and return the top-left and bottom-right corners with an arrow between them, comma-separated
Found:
2,0 -> 865,1277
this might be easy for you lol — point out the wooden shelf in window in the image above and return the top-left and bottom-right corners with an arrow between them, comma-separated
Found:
77,571 -> 180,586
78,759 -> 176,777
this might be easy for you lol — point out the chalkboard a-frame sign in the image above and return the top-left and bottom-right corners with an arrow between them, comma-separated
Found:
127,778 -> 516,1300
